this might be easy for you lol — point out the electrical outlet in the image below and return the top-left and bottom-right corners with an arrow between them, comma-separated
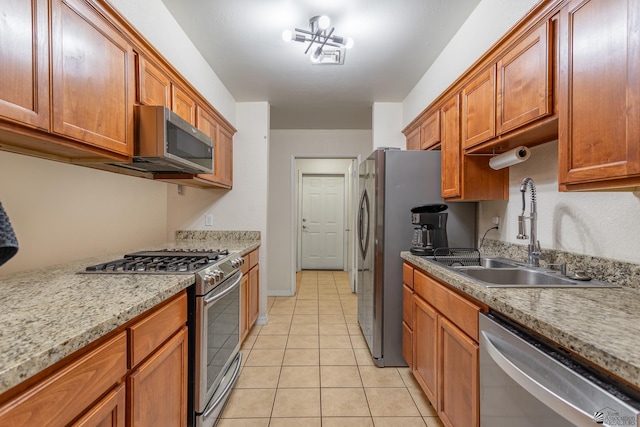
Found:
205,214 -> 213,227
492,216 -> 500,231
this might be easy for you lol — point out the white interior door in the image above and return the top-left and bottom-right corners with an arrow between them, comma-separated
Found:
301,175 -> 345,270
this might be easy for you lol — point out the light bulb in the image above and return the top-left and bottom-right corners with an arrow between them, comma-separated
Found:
318,15 -> 330,30
282,29 -> 293,42
344,37 -> 354,49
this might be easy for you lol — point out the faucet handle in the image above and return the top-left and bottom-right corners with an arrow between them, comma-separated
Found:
517,215 -> 528,239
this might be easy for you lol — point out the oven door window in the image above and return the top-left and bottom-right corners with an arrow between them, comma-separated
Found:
203,279 -> 240,397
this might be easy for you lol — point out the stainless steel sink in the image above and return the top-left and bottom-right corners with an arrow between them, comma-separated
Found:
449,258 -> 618,288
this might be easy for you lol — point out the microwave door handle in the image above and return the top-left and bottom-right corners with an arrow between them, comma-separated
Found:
481,331 -> 595,425
203,272 -> 242,306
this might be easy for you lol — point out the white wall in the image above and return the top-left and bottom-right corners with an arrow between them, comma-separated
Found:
167,102 -> 270,319
402,0 -> 539,126
372,103 -> 405,149
0,151 -> 167,276
400,0 -> 640,265
108,0 -> 236,124
268,130 -> 373,295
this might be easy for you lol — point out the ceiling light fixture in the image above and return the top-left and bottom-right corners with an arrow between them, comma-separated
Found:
282,15 -> 353,65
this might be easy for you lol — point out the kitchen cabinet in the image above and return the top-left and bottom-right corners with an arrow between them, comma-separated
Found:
192,108 -> 234,189
137,54 -> 171,108
0,332 -> 127,426
420,110 -> 441,150
171,85 -> 197,125
50,0 -> 135,157
405,126 -> 421,150
0,0 -> 49,130
404,265 -> 486,427
240,249 -> 260,342
558,0 -> 640,191
0,291 -> 187,427
128,327 -> 188,427
462,66 -> 496,149
496,21 -> 552,135
402,263 -> 415,367
440,94 -> 462,199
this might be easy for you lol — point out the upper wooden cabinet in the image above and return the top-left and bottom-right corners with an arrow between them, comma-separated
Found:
192,106 -> 234,188
497,21 -> 552,135
462,66 -> 496,149
137,55 -> 171,108
420,110 -> 441,150
50,0 -> 135,157
171,85 -> 197,125
0,0 -> 49,130
405,126 -> 421,150
440,94 -> 462,199
558,0 -> 640,190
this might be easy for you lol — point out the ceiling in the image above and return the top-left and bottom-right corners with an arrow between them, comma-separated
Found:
160,0 -> 481,129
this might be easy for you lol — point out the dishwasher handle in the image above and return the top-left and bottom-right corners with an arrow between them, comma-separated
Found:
481,329 -> 596,426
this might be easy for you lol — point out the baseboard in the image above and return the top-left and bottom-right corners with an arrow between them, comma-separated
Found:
267,290 -> 295,297
256,315 -> 268,325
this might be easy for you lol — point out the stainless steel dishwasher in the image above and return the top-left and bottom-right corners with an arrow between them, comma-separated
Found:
479,312 -> 640,426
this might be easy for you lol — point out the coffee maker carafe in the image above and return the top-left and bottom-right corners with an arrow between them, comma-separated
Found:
410,204 -> 449,255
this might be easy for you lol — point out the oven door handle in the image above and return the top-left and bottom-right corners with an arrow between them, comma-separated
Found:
203,271 -> 242,306
202,351 -> 242,418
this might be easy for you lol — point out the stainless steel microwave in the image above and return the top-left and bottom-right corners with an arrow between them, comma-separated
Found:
125,105 -> 214,174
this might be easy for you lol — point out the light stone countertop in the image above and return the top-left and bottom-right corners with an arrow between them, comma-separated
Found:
0,233 -> 260,395
401,251 -> 640,390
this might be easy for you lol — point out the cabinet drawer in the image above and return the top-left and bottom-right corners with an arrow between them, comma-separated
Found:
129,291 -> 187,368
241,254 -> 250,274
414,270 -> 483,341
402,263 -> 414,289
0,332 -> 127,427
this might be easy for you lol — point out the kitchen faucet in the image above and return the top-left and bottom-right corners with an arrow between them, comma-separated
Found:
517,177 -> 541,266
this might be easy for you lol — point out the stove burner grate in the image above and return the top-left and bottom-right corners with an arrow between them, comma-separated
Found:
84,249 -> 230,273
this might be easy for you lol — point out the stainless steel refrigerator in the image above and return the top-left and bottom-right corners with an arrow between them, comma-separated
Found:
357,148 -> 476,367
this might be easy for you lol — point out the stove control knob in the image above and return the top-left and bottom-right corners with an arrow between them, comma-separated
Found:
214,269 -> 224,281
231,258 -> 242,268
204,273 -> 215,285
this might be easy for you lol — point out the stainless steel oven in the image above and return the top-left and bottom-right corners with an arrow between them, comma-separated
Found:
192,270 -> 243,427
82,248 -> 245,427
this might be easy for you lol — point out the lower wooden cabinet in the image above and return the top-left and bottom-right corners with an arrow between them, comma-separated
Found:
128,327 -> 188,427
72,383 -> 126,427
0,291 -> 188,427
403,263 -> 485,427
240,248 -> 260,342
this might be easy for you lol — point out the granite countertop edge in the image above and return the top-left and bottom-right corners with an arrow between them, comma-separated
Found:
0,235 -> 260,396
401,251 -> 640,390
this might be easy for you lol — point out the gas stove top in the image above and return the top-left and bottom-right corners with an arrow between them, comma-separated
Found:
84,249 -> 230,274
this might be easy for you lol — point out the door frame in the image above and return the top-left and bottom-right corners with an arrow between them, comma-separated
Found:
289,154 -> 361,296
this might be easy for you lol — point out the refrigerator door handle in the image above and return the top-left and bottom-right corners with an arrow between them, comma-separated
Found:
358,189 -> 370,259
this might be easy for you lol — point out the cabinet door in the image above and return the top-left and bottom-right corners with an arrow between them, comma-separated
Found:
405,126 -> 420,150
438,317 -> 479,427
249,265 -> 260,327
50,0 -> 134,156
421,110 -> 441,150
412,295 -> 438,405
402,321 -> 413,368
71,384 -> 125,427
128,327 -> 188,427
171,85 -> 196,125
215,125 -> 234,188
440,94 -> 462,199
0,0 -> 49,129
558,0 -> 640,188
497,22 -> 552,135
240,273 -> 249,342
462,66 -> 496,149
137,55 -> 170,107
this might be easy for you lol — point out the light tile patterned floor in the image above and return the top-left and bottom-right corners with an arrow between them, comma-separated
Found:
219,270 -> 445,427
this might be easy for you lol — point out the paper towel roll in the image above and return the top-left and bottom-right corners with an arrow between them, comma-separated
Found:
489,146 -> 531,170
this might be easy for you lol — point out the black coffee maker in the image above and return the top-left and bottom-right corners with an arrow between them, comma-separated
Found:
410,204 -> 449,255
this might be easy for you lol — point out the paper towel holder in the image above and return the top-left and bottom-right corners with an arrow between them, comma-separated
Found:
488,146 -> 531,170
